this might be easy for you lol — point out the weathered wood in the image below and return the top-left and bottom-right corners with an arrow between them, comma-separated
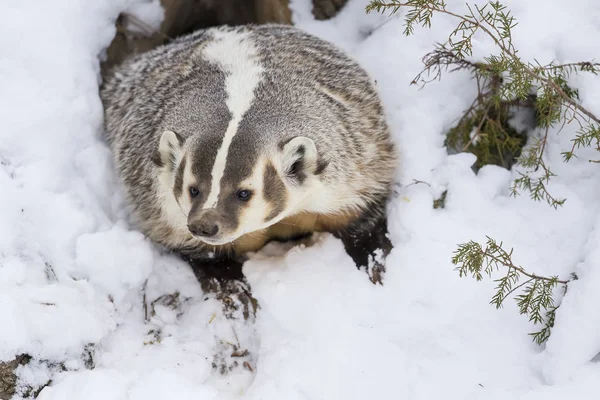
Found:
101,0 -> 348,72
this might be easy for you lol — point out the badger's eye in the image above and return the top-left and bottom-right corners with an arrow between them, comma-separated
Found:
189,186 -> 200,198
236,189 -> 252,201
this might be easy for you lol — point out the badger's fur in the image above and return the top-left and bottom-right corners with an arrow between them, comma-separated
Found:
101,24 -> 397,279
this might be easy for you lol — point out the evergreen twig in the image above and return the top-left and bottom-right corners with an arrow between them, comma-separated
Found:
366,0 -> 600,208
451,236 -> 570,344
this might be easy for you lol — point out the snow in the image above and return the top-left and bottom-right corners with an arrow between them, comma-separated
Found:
1,0 -> 600,399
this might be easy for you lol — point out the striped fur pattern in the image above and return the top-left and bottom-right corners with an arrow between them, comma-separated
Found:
101,24 -> 397,260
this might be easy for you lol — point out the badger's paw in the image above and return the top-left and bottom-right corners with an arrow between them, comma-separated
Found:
185,256 -> 258,320
337,214 -> 393,285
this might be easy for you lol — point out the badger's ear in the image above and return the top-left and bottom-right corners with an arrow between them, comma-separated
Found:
151,130 -> 185,170
280,136 -> 319,184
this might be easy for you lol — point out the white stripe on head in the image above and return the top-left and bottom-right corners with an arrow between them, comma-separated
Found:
202,28 -> 264,209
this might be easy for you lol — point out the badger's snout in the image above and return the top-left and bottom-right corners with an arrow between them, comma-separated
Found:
188,221 -> 219,237
188,209 -> 221,239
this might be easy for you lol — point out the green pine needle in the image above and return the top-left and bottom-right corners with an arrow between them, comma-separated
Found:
451,237 -> 569,344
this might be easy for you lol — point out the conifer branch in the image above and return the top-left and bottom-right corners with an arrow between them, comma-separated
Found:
451,236 -> 571,344
453,237 -> 568,285
367,0 -> 594,344
366,1 -> 600,123
367,0 -> 600,208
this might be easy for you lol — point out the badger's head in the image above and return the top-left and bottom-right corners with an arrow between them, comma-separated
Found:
154,129 -> 324,246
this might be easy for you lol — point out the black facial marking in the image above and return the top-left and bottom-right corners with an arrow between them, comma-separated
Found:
173,156 -> 186,199
263,162 -> 287,222
161,64 -> 231,185
212,109 -> 265,235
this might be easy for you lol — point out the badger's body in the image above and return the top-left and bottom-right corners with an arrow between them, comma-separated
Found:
101,24 -> 397,281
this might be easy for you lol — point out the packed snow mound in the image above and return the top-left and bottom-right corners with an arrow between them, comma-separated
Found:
1,0 -> 600,399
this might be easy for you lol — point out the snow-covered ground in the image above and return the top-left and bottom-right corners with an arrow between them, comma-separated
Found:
2,0 -> 600,398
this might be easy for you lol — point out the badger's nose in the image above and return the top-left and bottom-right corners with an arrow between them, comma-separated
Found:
188,221 -> 219,238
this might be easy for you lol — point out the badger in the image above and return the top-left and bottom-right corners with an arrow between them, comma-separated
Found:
100,24 -> 397,283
